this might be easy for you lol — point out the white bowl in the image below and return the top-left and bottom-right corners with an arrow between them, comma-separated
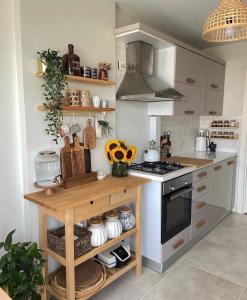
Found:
97,174 -> 106,180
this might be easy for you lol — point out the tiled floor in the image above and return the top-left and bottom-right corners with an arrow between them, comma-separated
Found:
90,213 -> 247,300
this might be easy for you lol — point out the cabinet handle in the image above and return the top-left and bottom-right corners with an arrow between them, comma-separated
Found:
198,171 -> 208,178
196,201 -> 206,209
210,84 -> 219,89
173,239 -> 184,249
227,160 -> 235,166
124,189 -> 127,194
186,78 -> 196,84
196,185 -> 207,193
90,201 -> 94,205
209,111 -> 217,115
214,165 -> 222,171
184,110 -> 194,115
196,219 -> 206,229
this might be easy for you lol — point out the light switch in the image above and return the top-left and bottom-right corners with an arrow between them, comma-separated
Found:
118,61 -> 126,71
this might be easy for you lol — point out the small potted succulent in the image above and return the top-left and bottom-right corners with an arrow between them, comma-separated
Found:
105,140 -> 137,177
0,230 -> 45,300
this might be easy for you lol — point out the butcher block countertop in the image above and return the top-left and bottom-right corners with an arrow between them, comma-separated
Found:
24,175 -> 150,212
165,156 -> 213,168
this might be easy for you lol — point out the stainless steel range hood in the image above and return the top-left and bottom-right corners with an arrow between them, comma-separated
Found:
116,41 -> 184,102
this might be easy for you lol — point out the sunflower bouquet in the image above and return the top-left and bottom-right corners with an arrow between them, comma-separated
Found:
105,140 -> 137,177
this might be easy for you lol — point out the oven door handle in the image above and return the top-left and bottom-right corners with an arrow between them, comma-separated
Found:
169,187 -> 193,201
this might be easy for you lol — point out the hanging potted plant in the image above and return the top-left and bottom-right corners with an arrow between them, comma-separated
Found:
37,49 -> 67,144
105,140 -> 137,177
0,230 -> 45,300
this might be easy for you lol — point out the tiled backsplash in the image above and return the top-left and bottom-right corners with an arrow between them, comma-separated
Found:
116,101 -> 149,163
161,116 -> 200,155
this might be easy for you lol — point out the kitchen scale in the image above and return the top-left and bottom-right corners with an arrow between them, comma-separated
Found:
97,242 -> 131,268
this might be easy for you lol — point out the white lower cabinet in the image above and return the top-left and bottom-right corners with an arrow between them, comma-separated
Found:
192,193 -> 209,216
226,157 -> 237,210
208,161 -> 227,209
192,178 -> 211,199
191,208 -> 210,240
191,157 -> 237,239
162,226 -> 191,261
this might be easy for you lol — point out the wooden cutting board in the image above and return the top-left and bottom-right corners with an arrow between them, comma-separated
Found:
83,119 -> 96,149
164,156 -> 213,168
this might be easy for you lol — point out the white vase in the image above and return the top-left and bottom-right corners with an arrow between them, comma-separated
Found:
88,220 -> 108,247
105,211 -> 122,239
120,207 -> 136,231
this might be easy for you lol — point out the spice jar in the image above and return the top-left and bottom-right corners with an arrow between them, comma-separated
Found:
35,151 -> 60,185
119,207 -> 136,231
88,219 -> 108,247
80,90 -> 91,107
105,211 -> 122,239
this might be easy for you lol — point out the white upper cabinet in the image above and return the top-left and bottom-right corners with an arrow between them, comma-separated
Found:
174,46 -> 225,116
174,82 -> 204,116
205,59 -> 225,91
204,88 -> 224,116
175,47 -> 205,87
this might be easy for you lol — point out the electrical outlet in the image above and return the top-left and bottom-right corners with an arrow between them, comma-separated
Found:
118,61 -> 126,71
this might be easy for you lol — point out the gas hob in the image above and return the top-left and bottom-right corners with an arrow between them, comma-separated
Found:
128,161 -> 184,175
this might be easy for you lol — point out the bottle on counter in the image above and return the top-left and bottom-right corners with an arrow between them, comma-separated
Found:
166,131 -> 171,157
62,44 -> 81,76
160,132 -> 171,159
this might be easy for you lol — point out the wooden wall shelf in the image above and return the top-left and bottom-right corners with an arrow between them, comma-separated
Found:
37,105 -> 115,115
36,72 -> 116,86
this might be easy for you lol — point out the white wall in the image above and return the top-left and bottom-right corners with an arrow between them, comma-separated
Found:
18,0 -> 116,241
0,0 -> 25,242
205,42 -> 247,214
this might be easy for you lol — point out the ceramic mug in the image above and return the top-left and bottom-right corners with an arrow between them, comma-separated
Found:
101,99 -> 108,108
92,96 -> 101,108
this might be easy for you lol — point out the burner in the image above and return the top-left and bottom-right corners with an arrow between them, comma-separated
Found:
129,161 -> 184,175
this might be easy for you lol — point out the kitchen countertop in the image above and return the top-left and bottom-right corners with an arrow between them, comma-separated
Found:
129,151 -> 238,182
177,151 -> 238,167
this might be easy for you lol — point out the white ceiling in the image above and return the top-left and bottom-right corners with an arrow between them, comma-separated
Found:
115,0 -> 245,50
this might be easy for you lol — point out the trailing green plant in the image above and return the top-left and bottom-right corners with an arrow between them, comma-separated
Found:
0,230 -> 45,300
38,49 -> 67,144
98,120 -> 113,137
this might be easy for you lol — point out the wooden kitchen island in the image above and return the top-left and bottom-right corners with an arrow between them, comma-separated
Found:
24,175 -> 149,300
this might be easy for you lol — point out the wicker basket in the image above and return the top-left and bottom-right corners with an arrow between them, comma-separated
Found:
50,259 -> 106,299
47,225 -> 92,258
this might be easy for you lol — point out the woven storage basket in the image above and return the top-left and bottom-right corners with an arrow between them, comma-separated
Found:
47,225 -> 92,258
51,259 -> 106,299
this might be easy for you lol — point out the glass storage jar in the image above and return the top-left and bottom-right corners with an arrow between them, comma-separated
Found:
35,151 -> 60,185
119,207 -> 136,231
105,211 -> 122,239
88,219 -> 108,247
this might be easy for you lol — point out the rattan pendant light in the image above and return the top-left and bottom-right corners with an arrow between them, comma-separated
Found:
202,0 -> 247,42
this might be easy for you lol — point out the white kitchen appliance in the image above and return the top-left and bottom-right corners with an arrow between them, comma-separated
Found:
196,129 -> 207,152
143,140 -> 160,162
97,242 -> 131,268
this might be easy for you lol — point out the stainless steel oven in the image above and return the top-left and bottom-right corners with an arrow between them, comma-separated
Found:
161,173 -> 192,244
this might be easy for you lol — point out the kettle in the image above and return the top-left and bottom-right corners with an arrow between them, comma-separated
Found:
143,141 -> 160,162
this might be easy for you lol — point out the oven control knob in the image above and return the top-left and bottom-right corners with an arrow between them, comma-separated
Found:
169,186 -> 175,190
